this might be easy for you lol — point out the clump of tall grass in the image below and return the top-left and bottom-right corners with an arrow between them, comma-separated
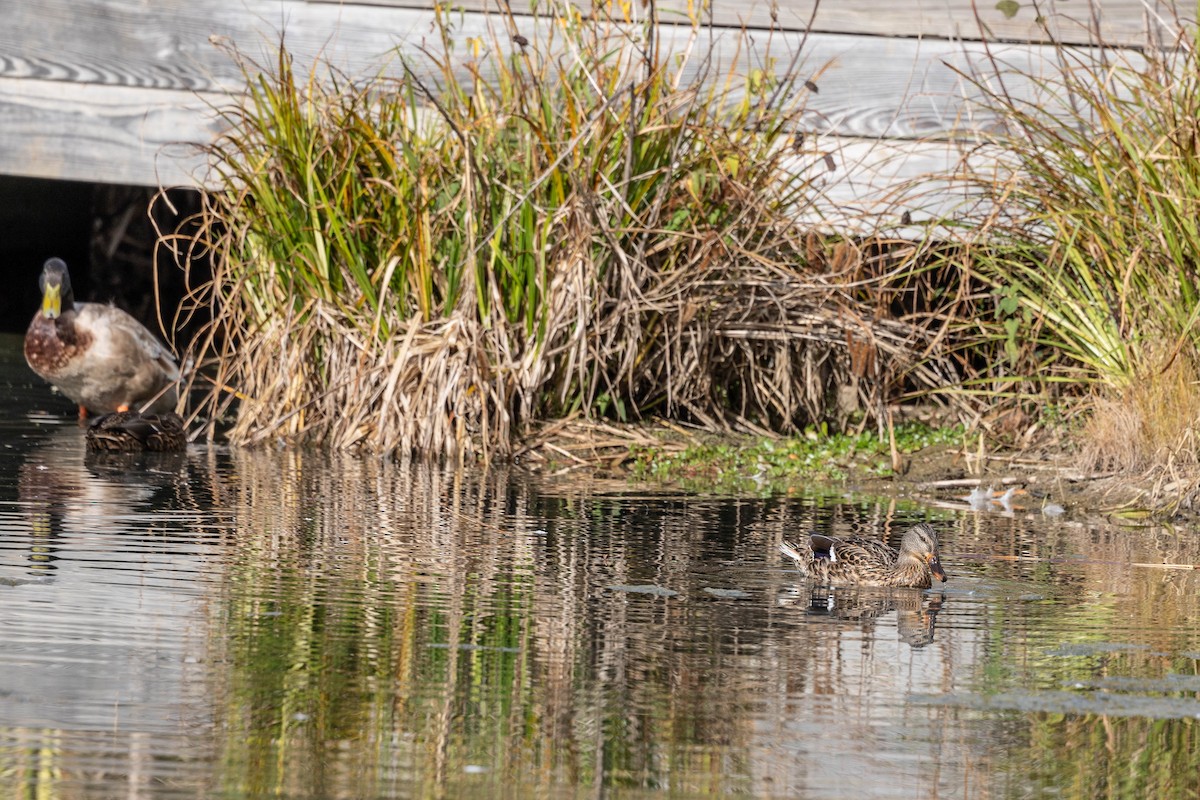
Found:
183,2 -> 955,457
1081,347 -> 1200,472
935,12 -> 1200,465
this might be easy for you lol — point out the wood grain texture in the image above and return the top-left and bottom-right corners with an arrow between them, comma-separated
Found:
0,77 -> 220,186
0,0 -> 1178,220
789,136 -> 1000,233
316,0 -> 1188,45
0,0 -> 1088,138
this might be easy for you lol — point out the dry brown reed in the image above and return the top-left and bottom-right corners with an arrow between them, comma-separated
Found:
933,6 -> 1200,459
178,2 -> 964,459
1081,349 -> 1200,474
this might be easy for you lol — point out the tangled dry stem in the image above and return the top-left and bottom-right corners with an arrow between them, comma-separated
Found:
174,10 -> 973,460
180,213 -> 958,461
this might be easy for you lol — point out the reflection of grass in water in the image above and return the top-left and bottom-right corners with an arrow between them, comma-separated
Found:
198,450 -> 1200,797
1008,709 -> 1200,798
205,453 -> 775,796
977,640 -> 1200,797
209,454 -> 539,796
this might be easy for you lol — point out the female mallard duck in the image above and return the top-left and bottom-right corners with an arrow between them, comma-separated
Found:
85,410 -> 187,452
780,522 -> 948,588
24,257 -> 179,418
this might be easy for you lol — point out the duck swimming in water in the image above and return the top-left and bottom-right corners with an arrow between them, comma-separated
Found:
780,523 -> 949,589
24,257 -> 179,417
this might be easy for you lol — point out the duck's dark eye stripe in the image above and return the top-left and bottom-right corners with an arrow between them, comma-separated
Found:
909,523 -> 938,551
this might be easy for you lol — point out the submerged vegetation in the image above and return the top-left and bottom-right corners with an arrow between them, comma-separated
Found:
176,0 -> 1200,487
631,421 -> 964,492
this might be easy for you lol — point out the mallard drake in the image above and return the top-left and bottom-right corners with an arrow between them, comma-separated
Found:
780,522 -> 949,589
85,410 -> 187,452
24,257 -> 179,418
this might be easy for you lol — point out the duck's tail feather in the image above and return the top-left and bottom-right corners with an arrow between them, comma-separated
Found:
779,540 -> 809,570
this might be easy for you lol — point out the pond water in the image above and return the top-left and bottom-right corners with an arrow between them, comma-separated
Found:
1,333 -> 1199,799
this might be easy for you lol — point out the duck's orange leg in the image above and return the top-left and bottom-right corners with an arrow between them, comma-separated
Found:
78,404 -> 88,420
116,404 -> 130,412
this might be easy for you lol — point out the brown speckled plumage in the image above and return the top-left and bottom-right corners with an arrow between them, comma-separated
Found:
86,410 -> 187,452
24,258 -> 179,416
780,523 -> 949,589
24,313 -> 92,373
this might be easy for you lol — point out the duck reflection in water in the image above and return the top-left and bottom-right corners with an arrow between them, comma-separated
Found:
778,523 -> 950,647
781,584 -> 946,648
17,423 -> 190,576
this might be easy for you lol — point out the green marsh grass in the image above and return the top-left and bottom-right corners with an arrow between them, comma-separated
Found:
631,420 -> 965,493
183,2 -> 964,458
928,11 -> 1200,469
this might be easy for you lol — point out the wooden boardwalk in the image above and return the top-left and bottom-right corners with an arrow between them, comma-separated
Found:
0,0 -> 1187,226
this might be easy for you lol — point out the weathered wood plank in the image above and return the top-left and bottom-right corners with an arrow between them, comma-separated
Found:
318,0 -> 1188,45
0,61 -> 984,220
0,68 -> 982,227
796,0 -> 1185,44
0,0 -> 1166,223
790,136 -> 994,233
0,0 -> 1079,139
0,77 -> 220,186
